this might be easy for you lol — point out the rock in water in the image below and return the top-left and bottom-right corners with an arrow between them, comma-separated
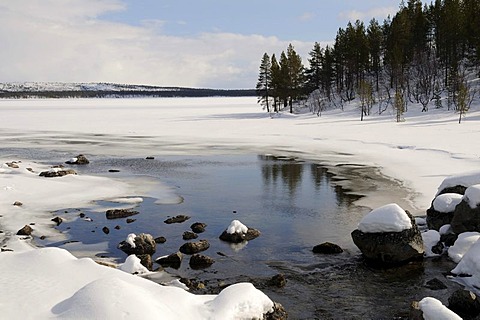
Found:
182,231 -> 198,240
65,154 -> 90,165
156,252 -> 183,269
312,242 -> 344,254
190,222 -> 207,233
448,289 -> 480,318
118,233 -> 156,256
219,220 -> 260,243
189,254 -> 214,269
164,215 -> 190,224
106,209 -> 139,220
179,240 -> 210,254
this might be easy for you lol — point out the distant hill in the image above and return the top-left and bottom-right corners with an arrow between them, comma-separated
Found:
0,82 -> 256,98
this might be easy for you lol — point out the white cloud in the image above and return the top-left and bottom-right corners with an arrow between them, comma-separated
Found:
0,0 -> 314,88
339,6 -> 397,23
298,12 -> 315,22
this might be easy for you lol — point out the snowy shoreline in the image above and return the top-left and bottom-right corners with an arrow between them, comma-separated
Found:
1,97 -> 480,318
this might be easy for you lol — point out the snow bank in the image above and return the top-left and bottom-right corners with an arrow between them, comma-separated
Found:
464,184 -> 480,209
432,193 -> 463,213
357,203 -> 412,233
108,197 -> 144,204
448,232 -> 480,263
227,220 -> 248,234
0,247 -> 274,319
436,171 -> 480,196
418,297 -> 462,320
422,230 -> 441,257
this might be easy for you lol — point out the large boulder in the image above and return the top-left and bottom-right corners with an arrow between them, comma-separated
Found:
351,204 -> 424,265
118,233 -> 156,256
448,289 -> 480,319
179,240 -> 210,254
450,185 -> 480,234
426,193 -> 463,230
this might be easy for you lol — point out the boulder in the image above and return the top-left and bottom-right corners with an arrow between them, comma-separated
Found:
65,154 -> 90,165
154,236 -> 166,244
448,289 -> 480,319
164,215 -> 190,224
450,200 -> 480,234
312,242 -> 344,254
189,254 -> 214,269
219,220 -> 260,243
191,222 -> 207,233
118,233 -> 156,256
13,201 -> 23,206
137,254 -> 153,271
102,226 -> 110,234
39,168 -> 77,177
264,302 -> 288,320
426,193 -> 463,230
51,217 -> 63,226
182,231 -> 198,240
424,278 -> 448,290
16,225 -> 33,236
267,274 -> 287,288
106,208 -> 139,220
179,239 -> 210,254
156,252 -> 183,269
351,209 -> 424,265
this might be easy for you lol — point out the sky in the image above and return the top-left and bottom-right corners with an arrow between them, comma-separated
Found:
0,0 -> 401,89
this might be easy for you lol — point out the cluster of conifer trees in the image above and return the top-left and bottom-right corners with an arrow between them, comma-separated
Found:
256,0 -> 479,122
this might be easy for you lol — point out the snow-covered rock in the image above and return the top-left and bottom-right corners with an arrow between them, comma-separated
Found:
436,171 -> 480,196
418,297 -> 462,320
357,203 -> 412,233
119,254 -> 150,274
227,220 -> 248,234
219,220 -> 261,243
433,193 -> 463,213
464,184 -> 480,209
422,230 -> 441,257
449,232 -> 480,263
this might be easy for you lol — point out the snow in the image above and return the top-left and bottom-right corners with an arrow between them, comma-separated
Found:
432,193 -> 463,213
422,230 -> 441,257
448,232 -> 480,263
439,224 -> 453,235
1,96 -> 480,317
464,184 -> 480,209
357,203 -> 412,233
227,220 -> 248,234
436,171 -> 480,196
119,254 -> 150,274
451,238 -> 480,291
126,233 -> 137,248
418,297 -> 462,320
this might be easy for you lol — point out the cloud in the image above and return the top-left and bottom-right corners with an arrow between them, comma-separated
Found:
298,12 -> 315,22
339,6 -> 397,23
0,0 -> 313,88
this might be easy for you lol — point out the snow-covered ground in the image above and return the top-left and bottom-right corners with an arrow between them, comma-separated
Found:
1,96 -> 480,318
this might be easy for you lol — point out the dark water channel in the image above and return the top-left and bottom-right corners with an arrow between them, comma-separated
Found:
4,150 -> 460,319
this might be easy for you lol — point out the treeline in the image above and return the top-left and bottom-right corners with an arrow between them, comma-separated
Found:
256,0 -> 480,121
0,88 -> 256,99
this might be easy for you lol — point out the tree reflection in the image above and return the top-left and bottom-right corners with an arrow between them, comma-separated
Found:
259,155 -> 303,196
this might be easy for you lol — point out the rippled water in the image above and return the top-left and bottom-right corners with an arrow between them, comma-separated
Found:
2,149 -> 461,319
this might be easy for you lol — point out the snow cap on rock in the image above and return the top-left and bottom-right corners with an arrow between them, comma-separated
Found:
358,203 -> 412,233
433,193 -> 463,213
464,184 -> 480,209
227,220 -> 248,234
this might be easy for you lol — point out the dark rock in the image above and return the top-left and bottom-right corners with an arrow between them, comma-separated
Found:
351,211 -> 424,265
451,200 -> 480,234
156,252 -> 183,269
179,239 -> 210,254
13,201 -> 23,206
39,235 -> 46,240
313,242 -> 344,254
39,168 -> 77,177
219,227 -> 261,243
65,154 -> 90,165
431,241 -> 445,255
189,254 -> 214,269
137,254 -> 153,271
183,231 -> 198,240
264,302 -> 288,320
267,274 -> 287,288
441,233 -> 458,247
409,301 -> 424,320
438,185 -> 468,196
51,217 -> 63,226
118,233 -> 156,256
79,213 -> 85,218
126,218 -> 136,224
102,227 -> 110,234
17,225 -> 33,236
1,248 -> 14,252
426,207 -> 455,231
155,236 -> 166,244
114,225 -> 121,230
180,278 -> 206,291
191,222 -> 207,233
106,208 -> 139,220
448,289 -> 480,318
425,278 -> 448,290
146,156 -> 155,160
108,169 -> 120,173
164,215 -> 190,224
6,162 -> 19,168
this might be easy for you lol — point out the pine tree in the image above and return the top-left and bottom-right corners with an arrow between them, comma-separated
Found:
256,53 -> 272,112
286,44 -> 305,113
306,42 -> 323,94
270,54 -> 281,113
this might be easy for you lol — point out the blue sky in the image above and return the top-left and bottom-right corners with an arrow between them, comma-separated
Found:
0,0 -> 401,88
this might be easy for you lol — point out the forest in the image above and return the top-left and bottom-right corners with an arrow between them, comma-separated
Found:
256,0 -> 480,122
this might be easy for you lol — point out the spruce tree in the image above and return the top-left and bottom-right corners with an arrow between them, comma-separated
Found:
256,53 -> 272,112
